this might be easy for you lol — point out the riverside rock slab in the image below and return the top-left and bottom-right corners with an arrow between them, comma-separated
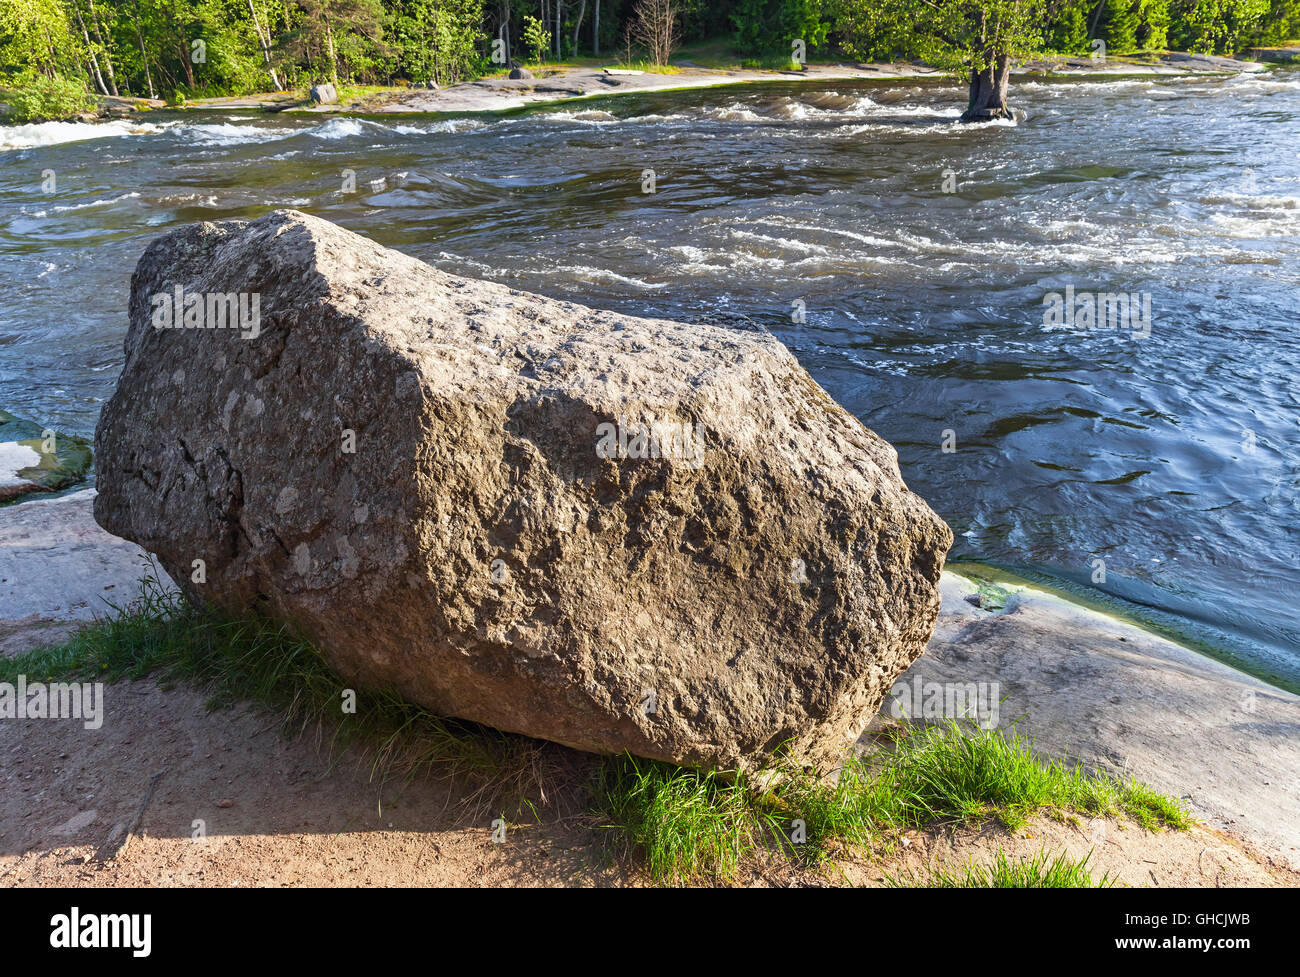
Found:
93,210 -> 951,774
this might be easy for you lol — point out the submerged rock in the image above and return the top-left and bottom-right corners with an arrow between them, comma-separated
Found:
0,409 -> 92,503
94,210 -> 951,775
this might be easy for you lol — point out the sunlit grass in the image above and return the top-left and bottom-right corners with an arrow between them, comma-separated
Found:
886,848 -> 1115,888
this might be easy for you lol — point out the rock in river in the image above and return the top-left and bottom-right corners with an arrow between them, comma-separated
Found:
0,409 -> 92,503
93,210 -> 952,775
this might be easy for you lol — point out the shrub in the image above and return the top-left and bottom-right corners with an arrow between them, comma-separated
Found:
3,72 -> 96,123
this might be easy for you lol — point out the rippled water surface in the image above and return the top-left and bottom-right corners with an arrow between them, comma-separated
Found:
2,71 -> 1298,684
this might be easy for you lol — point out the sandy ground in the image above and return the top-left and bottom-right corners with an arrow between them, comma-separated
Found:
2,674 -> 1293,888
2,491 -> 1297,886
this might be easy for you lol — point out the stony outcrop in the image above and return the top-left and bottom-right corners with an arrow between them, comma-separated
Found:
94,210 -> 951,775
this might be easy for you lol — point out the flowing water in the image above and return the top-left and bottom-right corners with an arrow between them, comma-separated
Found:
2,71 -> 1298,686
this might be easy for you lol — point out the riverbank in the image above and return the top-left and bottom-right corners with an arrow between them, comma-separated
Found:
130,51 -> 1273,120
2,490 -> 1295,885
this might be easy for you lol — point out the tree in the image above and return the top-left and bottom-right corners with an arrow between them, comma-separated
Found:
627,0 -> 679,64
1170,0 -> 1269,52
282,0 -> 388,85
394,0 -> 484,86
0,0 -> 81,77
521,10 -> 547,58
834,0 -> 1064,121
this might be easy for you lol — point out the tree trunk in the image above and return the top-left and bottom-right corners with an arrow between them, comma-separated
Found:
1089,0 -> 1107,36
500,1 -> 511,63
593,0 -> 600,54
169,0 -> 196,87
247,0 -> 282,90
43,27 -> 58,77
88,0 -> 120,95
325,16 -> 339,86
75,11 -> 111,96
960,53 -> 1011,122
572,0 -> 586,56
133,13 -> 157,98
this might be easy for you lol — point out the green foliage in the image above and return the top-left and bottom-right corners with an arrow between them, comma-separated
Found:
0,0 -> 81,77
394,0 -> 485,85
1250,0 -> 1300,42
1102,0 -> 1141,51
1139,0 -> 1172,48
0,0 -> 1296,109
831,0 -> 1054,73
732,0 -> 828,56
522,12 -> 549,61
1046,0 -> 1092,54
1170,0 -> 1270,52
1097,0 -> 1169,53
3,71 -> 96,122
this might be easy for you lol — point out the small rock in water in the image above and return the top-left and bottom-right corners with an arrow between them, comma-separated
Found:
0,409 -> 92,503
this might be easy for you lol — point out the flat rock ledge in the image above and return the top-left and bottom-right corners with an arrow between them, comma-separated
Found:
92,210 -> 951,776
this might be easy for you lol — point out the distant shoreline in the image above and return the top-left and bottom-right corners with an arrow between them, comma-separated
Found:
97,50 -> 1280,122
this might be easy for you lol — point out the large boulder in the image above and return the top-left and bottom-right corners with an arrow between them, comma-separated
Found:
94,210 -> 951,775
308,82 -> 337,105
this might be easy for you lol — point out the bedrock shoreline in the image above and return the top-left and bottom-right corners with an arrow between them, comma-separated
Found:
4,488 -> 1298,872
152,51 -> 1276,119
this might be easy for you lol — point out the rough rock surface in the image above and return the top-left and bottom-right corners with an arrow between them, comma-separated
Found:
308,82 -> 337,105
94,210 -> 951,774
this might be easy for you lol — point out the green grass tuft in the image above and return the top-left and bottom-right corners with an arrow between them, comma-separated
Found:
886,847 -> 1115,888
593,722 -> 1191,883
592,756 -> 771,885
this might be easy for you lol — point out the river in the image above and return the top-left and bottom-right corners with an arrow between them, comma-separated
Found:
2,70 -> 1298,686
